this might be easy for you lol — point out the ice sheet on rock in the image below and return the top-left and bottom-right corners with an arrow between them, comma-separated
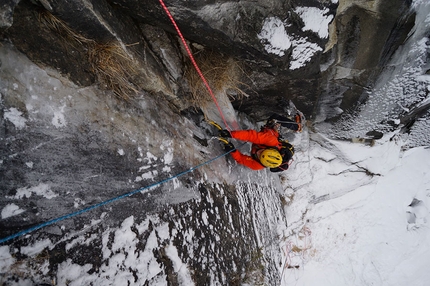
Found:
202,90 -> 240,130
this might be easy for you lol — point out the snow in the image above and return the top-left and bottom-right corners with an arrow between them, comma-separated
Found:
0,246 -> 15,272
6,183 -> 58,199
56,259 -> 93,286
161,140 -> 174,164
4,107 -> 27,129
258,6 -> 332,69
20,238 -> 52,256
290,38 -> 323,70
1,203 -> 25,219
280,133 -> 430,286
165,244 -> 193,284
294,7 -> 333,38
51,104 -> 67,128
258,17 -> 292,56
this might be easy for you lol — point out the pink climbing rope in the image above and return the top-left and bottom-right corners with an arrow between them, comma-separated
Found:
158,0 -> 231,131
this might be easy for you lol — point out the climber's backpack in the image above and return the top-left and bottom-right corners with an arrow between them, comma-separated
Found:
270,141 -> 294,172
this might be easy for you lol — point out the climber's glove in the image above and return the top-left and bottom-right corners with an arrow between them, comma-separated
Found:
224,142 -> 235,152
219,129 -> 231,138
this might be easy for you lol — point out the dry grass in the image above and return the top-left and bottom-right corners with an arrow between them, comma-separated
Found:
242,247 -> 265,285
88,42 -> 140,101
4,249 -> 51,282
280,193 -> 294,206
185,52 -> 250,108
291,245 -> 303,253
38,10 -> 93,46
38,10 -> 139,101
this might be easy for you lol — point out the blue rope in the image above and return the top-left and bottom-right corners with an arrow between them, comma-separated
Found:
0,146 -> 241,245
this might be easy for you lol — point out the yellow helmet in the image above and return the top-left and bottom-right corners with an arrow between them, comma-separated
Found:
259,148 -> 282,168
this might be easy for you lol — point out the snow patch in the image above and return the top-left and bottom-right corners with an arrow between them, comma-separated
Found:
7,183 -> 58,199
4,107 -> 27,129
57,259 -> 92,285
146,151 -> 158,164
257,13 -> 325,69
165,244 -> 194,285
0,246 -> 15,272
51,104 -> 67,128
290,38 -> 323,70
20,239 -> 52,256
1,203 -> 25,219
258,17 -> 291,56
295,7 -> 333,38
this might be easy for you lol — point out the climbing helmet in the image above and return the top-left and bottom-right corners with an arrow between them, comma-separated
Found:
259,148 -> 282,168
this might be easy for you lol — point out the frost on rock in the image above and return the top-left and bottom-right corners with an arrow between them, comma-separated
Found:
258,17 -> 291,56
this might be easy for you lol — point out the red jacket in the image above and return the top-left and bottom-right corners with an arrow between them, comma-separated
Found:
229,128 -> 282,170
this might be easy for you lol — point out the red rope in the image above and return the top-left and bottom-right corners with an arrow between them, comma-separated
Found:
158,0 -> 231,131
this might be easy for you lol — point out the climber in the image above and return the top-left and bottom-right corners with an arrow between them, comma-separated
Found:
218,113 -> 301,172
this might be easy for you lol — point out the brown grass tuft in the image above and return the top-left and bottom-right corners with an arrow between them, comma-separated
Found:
38,10 -> 139,101
88,42 -> 140,101
185,51 -> 250,108
38,10 -> 93,46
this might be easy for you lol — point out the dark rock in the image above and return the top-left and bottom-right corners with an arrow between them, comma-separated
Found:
317,0 -> 415,121
4,1 -> 96,86
0,0 -> 20,33
2,0 -> 339,119
365,130 -> 384,140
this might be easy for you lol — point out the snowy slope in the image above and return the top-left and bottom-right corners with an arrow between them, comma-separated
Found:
280,132 -> 430,285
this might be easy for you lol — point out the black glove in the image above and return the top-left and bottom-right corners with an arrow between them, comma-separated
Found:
219,129 -> 231,138
224,142 -> 235,152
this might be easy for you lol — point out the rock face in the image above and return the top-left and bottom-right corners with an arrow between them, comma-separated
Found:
0,43 -> 202,234
317,0 -> 416,122
1,0 -> 414,120
0,0 -> 427,284
0,43 -> 287,285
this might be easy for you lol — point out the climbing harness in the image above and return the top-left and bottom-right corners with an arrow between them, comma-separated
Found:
158,0 -> 231,131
